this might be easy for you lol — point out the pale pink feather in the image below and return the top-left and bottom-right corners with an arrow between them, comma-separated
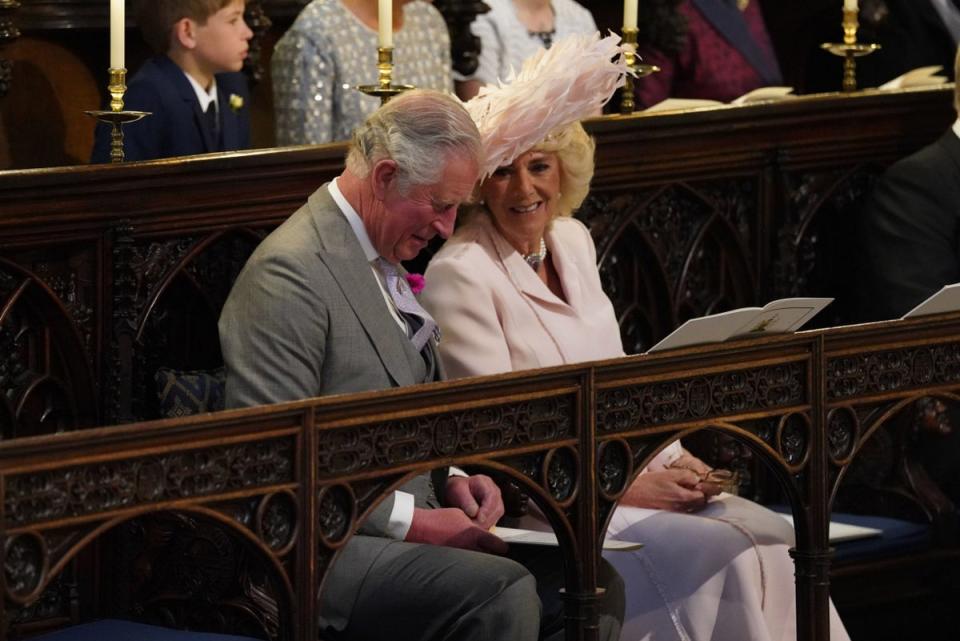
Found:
467,32 -> 630,178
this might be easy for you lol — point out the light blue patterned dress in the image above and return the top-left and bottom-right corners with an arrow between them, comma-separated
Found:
272,0 -> 453,145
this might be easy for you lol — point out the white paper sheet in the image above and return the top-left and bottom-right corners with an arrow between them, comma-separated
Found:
492,526 -> 643,551
903,283 -> 960,318
776,514 -> 883,544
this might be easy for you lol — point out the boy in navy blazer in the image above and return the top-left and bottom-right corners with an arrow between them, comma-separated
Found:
92,0 -> 253,163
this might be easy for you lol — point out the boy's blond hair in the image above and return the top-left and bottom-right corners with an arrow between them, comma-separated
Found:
137,0 -> 235,54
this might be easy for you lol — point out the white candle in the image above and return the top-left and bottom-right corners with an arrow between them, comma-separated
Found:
843,0 -> 858,11
110,0 -> 125,69
623,0 -> 638,30
378,0 -> 393,48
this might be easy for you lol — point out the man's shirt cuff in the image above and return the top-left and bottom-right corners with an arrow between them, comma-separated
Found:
387,490 -> 415,540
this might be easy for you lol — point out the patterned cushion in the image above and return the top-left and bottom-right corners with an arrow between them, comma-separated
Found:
155,366 -> 226,418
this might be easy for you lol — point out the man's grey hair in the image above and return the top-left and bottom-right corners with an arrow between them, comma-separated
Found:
346,90 -> 482,193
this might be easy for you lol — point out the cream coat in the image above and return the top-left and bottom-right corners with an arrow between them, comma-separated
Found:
422,213 -> 625,378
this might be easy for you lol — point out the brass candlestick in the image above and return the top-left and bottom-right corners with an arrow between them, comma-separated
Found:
357,47 -> 414,105
85,68 -> 150,163
620,27 -> 659,115
820,8 -> 879,93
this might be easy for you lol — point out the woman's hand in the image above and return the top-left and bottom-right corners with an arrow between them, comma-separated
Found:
669,452 -> 726,500
671,452 -> 712,476
620,468 -> 708,512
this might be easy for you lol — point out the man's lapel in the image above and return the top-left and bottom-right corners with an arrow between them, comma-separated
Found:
217,77 -> 239,151
691,0 -> 783,85
309,186 -> 416,388
157,55 -> 216,153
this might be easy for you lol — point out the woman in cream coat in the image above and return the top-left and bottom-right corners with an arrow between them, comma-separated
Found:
421,116 -> 850,641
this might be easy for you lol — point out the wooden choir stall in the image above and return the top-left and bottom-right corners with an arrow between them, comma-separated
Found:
2,86 -> 960,640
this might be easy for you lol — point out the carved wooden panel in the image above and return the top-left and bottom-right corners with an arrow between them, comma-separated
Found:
0,256 -> 97,437
774,165 -> 883,326
316,394 -> 576,478
0,0 -> 19,97
597,362 -> 806,434
110,227 -> 266,423
103,510 -> 294,640
581,177 -> 757,353
828,342 -> 960,401
4,437 -> 295,525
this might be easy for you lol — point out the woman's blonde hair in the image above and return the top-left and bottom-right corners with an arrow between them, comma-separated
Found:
530,121 -> 596,218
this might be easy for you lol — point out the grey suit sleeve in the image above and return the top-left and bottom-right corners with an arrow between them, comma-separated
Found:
858,155 -> 960,321
220,251 -> 330,408
220,249 -> 403,535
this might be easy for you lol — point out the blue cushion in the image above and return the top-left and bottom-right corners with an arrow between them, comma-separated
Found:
155,366 -> 226,418
828,511 -> 930,563
32,619 -> 262,641
768,505 -> 930,563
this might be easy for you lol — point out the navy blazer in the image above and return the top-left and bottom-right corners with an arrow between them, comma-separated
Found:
857,130 -> 960,321
91,55 -> 251,163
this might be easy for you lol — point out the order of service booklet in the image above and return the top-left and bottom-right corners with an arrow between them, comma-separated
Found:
879,65 -> 947,90
645,87 -> 795,113
647,297 -> 833,353
902,283 -> 960,318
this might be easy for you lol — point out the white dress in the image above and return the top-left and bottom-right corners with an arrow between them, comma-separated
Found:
423,214 -> 851,641
464,0 -> 597,84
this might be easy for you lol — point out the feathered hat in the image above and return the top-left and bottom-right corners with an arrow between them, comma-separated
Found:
466,32 -> 630,178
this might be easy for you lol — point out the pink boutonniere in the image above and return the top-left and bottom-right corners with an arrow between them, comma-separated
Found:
405,273 -> 425,294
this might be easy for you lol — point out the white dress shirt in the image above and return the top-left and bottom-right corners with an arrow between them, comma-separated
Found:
184,71 -> 219,116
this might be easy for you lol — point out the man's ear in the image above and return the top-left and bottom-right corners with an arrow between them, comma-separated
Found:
172,17 -> 198,50
371,159 -> 399,200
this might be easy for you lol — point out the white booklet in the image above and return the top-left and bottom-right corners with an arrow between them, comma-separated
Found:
902,283 -> 960,318
647,297 -> 833,353
645,87 -> 795,113
492,526 -> 643,552
879,65 -> 947,90
730,86 -> 796,105
777,514 -> 882,544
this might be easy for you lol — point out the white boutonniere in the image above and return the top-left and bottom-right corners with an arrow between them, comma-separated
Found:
229,94 -> 244,112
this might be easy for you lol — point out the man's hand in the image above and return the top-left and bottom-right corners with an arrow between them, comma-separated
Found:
405,507 -> 508,554
444,474 -> 505,530
620,468 -> 708,513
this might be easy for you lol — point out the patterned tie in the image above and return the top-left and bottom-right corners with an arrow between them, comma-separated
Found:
375,258 -> 440,352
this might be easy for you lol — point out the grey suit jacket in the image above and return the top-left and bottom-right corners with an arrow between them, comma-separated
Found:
219,183 -> 445,588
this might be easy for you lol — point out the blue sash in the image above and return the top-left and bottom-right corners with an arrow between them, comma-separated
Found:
691,0 -> 783,85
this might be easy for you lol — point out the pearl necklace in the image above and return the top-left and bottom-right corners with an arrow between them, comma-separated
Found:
523,237 -> 548,271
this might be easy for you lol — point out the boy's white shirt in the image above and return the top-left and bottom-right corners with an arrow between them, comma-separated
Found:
183,70 -> 219,115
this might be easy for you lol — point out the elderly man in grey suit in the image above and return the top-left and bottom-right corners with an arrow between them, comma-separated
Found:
219,89 -> 622,641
